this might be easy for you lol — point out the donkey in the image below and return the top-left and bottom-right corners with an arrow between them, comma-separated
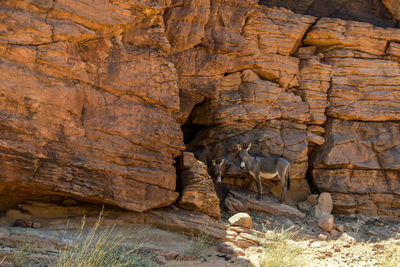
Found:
237,143 -> 290,202
208,159 -> 225,183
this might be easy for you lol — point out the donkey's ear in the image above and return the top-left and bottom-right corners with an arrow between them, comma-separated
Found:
212,160 -> 216,166
246,143 -> 252,151
219,159 -> 224,166
237,144 -> 242,151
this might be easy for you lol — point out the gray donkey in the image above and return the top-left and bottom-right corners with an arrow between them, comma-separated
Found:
237,143 -> 290,202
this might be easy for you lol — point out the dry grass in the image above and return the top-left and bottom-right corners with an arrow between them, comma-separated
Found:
184,232 -> 211,258
258,226 -> 308,267
56,210 -> 157,267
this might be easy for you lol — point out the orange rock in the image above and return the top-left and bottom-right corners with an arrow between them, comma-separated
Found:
318,215 -> 334,232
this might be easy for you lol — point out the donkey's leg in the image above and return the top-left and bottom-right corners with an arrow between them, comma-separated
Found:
279,167 -> 287,203
255,174 -> 263,200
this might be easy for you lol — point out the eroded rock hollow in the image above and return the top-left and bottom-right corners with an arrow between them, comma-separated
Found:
1,0 -> 400,219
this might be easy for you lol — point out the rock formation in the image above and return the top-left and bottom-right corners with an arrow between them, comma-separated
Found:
1,0 -> 400,219
176,152 -> 220,219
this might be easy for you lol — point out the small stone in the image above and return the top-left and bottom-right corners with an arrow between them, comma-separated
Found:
394,233 -> 400,240
307,194 -> 319,205
336,225 -> 344,232
366,229 -> 377,236
284,219 -> 294,226
14,219 -> 33,228
32,222 -> 41,228
318,234 -> 328,241
228,213 -> 252,229
310,241 -> 322,247
318,215 -> 334,232
374,221 -> 384,226
338,233 -> 356,244
372,244 -> 385,250
330,229 -> 339,238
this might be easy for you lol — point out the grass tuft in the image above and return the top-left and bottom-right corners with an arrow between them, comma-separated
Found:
259,226 -> 308,267
184,232 -> 211,258
56,209 -> 157,267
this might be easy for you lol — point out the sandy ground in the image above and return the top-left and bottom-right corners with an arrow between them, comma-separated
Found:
0,207 -> 399,266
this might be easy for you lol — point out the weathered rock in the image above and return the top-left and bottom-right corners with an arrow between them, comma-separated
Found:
0,0 -> 184,213
312,119 -> 400,216
317,233 -> 328,241
297,52 -> 332,125
14,219 -> 33,228
217,242 -> 245,256
297,200 -> 313,214
387,42 -> 400,58
318,214 -> 334,232
242,7 -> 316,56
327,57 -> 400,121
314,193 -> 333,218
224,190 -> 305,219
382,0 -> 400,21
177,152 -> 221,219
3,0 -> 400,220
304,17 -> 400,56
307,195 -> 319,206
228,213 -> 252,229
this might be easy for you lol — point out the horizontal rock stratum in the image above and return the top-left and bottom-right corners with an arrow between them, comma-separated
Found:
1,0 -> 400,218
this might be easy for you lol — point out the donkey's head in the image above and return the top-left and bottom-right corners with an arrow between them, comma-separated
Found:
208,159 -> 224,183
237,143 -> 251,169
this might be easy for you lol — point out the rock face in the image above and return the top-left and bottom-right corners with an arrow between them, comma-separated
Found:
2,0 -> 400,219
0,0 -> 184,212
177,152 -> 220,219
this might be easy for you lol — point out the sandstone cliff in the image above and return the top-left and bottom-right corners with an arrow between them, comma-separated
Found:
1,0 -> 400,219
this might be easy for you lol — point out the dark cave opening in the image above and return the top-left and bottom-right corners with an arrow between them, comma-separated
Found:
259,0 -> 397,28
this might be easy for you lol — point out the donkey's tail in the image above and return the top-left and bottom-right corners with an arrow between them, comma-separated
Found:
287,167 -> 291,190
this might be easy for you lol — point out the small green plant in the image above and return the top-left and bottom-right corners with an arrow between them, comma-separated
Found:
379,239 -> 400,267
56,210 -> 157,267
259,226 -> 307,267
184,232 -> 211,258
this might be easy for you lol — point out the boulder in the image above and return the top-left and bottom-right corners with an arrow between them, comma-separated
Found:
314,193 -> 333,218
228,213 -> 253,229
177,152 -> 221,219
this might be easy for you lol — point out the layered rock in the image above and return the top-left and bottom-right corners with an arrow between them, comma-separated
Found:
0,0 -> 184,212
3,0 -> 400,219
177,152 -> 220,219
312,119 -> 400,217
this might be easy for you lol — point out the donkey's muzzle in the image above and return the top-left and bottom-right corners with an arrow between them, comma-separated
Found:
240,162 -> 245,169
217,177 -> 222,183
